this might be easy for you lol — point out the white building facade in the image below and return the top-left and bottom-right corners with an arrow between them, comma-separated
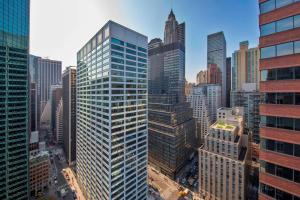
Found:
199,107 -> 248,200
76,21 -> 148,200
187,84 -> 221,144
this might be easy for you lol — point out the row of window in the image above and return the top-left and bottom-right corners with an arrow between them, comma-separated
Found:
261,183 -> 300,200
264,93 -> 300,105
261,138 -> 300,157
260,14 -> 300,36
260,0 -> 300,14
261,116 -> 300,131
261,40 -> 300,59
261,66 -> 300,81
111,37 -> 147,53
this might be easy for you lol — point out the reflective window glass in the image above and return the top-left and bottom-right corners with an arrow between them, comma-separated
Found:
295,15 -> 300,28
261,46 -> 276,58
277,42 -> 293,56
294,41 -> 300,54
276,0 -> 293,8
276,17 -> 293,32
266,116 -> 276,127
277,67 -> 294,80
276,93 -> 294,104
295,67 -> 300,79
260,0 -> 275,14
295,119 -> 300,131
265,93 -> 276,104
295,93 -> 300,105
261,23 -> 276,36
277,117 -> 293,130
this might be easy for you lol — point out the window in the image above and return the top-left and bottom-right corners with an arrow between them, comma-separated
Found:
295,119 -> 300,131
276,0 -> 293,8
261,23 -> 276,36
276,93 -> 294,104
295,93 -> 300,105
277,117 -> 294,130
126,43 -> 136,49
260,0 -> 275,14
295,15 -> 300,28
295,41 -> 300,54
277,67 -> 294,80
111,38 -> 124,46
276,17 -> 293,32
296,68 -> 300,79
267,116 -> 276,127
277,42 -> 293,56
261,46 -> 276,58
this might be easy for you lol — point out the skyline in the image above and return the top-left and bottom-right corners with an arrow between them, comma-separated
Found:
30,0 -> 259,82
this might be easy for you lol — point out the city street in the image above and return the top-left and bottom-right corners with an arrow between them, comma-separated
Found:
63,167 -> 85,200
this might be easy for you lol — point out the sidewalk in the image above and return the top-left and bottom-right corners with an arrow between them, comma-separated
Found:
63,167 -> 86,200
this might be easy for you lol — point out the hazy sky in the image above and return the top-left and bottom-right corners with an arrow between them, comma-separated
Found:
30,0 -> 259,82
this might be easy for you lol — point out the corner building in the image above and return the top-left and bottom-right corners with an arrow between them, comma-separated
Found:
259,0 -> 300,199
0,0 -> 30,199
76,21 -> 148,200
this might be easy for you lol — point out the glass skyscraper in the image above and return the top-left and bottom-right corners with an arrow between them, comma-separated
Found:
207,32 -> 227,106
76,21 -> 148,199
0,0 -> 30,199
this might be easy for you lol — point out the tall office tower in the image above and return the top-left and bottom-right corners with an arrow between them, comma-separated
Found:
0,0 -> 30,199
207,32 -> 227,106
148,10 -> 196,179
50,85 -> 62,138
231,41 -> 260,91
31,82 -> 38,132
207,63 -> 221,84
231,83 -> 261,143
196,70 -> 207,85
76,21 -> 148,199
259,1 -> 300,199
226,57 -> 231,107
199,107 -> 249,200
187,84 -> 221,145
55,99 -> 63,144
30,55 -> 62,126
62,66 -> 77,165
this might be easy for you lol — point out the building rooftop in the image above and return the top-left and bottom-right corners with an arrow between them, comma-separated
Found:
212,121 -> 236,131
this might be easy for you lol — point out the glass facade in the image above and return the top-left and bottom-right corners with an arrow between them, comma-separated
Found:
0,0 -> 29,199
76,21 -> 148,200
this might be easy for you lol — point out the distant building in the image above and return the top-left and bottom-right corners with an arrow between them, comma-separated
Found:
199,107 -> 249,200
185,81 -> 195,96
231,83 -> 261,143
148,10 -> 196,179
196,70 -> 207,85
29,151 -> 50,197
29,132 -> 50,197
30,55 -> 62,128
226,57 -> 231,107
207,32 -> 227,106
50,85 -> 62,136
62,67 -> 77,165
207,63 -> 221,84
55,99 -> 63,144
187,84 -> 221,146
231,41 -> 259,91
31,82 -> 38,132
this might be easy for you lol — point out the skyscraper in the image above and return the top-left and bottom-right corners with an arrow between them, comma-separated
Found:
259,0 -> 300,199
55,99 -> 63,144
231,41 -> 260,92
50,84 -> 62,140
199,107 -> 249,200
62,66 -> 77,165
231,83 -> 261,143
0,0 -> 30,198
207,63 -> 221,84
187,84 -> 221,145
226,57 -> 231,107
76,21 -> 148,199
148,10 -> 196,179
207,32 -> 227,106
30,55 -> 62,127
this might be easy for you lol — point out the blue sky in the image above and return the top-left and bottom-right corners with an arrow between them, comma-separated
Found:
31,0 -> 260,82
